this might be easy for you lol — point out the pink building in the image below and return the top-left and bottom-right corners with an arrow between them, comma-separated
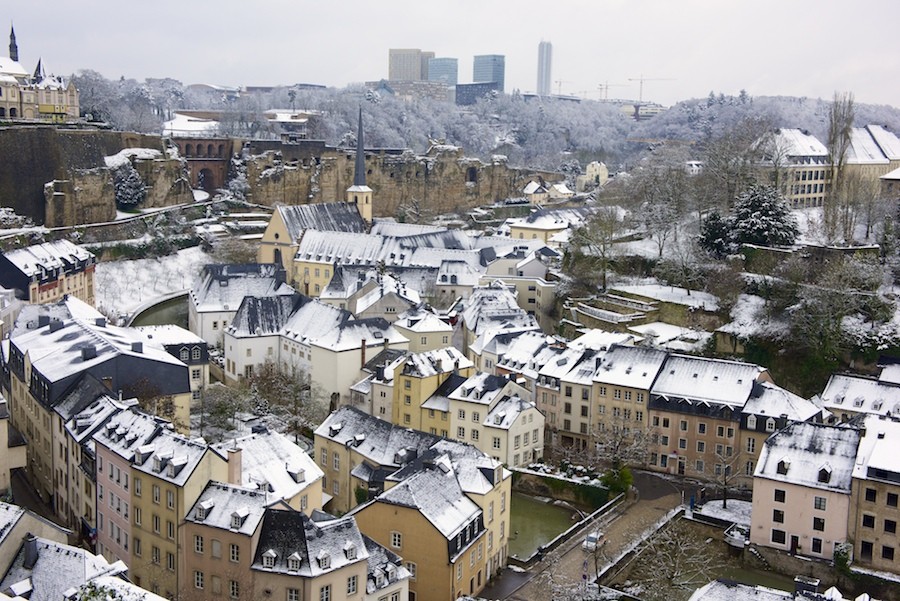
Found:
751,422 -> 861,560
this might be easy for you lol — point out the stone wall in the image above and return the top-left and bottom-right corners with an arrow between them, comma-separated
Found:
245,143 -> 560,218
0,125 -> 184,226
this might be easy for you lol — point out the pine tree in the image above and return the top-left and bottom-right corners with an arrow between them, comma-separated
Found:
729,183 -> 799,247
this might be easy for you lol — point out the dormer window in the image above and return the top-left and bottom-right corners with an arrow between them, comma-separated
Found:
153,456 -> 162,472
746,415 -> 757,430
262,549 -> 277,568
231,514 -> 241,529
180,348 -> 189,362
818,466 -> 832,484
231,507 -> 249,530
167,463 -> 176,478
196,500 -> 214,521
765,418 -> 776,433
317,551 -> 330,569
287,552 -> 302,571
777,459 -> 790,475
344,542 -> 357,560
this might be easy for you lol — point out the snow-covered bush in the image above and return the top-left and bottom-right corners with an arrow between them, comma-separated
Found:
111,162 -> 147,209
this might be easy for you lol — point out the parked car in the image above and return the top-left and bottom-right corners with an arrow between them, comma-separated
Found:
582,530 -> 606,552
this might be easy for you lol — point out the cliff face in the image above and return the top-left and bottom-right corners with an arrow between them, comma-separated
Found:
245,144 -> 559,217
0,127 -> 192,227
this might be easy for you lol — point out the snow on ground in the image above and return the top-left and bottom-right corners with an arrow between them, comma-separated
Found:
696,499 -> 752,527
104,148 -> 163,170
95,246 -> 212,318
614,281 -> 719,311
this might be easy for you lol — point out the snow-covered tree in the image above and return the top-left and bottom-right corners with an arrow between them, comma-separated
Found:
729,183 -> 798,247
111,162 -> 146,209
566,206 -> 628,294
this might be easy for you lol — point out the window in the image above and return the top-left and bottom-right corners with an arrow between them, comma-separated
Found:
774,489 -> 786,503
152,514 -> 160,533
473,412 -> 480,423
333,453 -> 340,470
771,529 -> 786,544
660,436 -> 669,446
471,429 -> 479,441
863,514 -> 876,528
194,571 -> 204,589
580,405 -> 588,417
458,409 -> 466,420
766,418 -> 776,432
883,546 -> 896,561
746,415 -> 757,430
230,580 -> 240,599
695,460 -> 704,473
167,520 -> 175,540
773,509 -> 784,523
288,589 -> 300,601
134,478 -> 141,496
812,538 -> 823,554
888,492 -> 899,508
347,575 -> 357,595
152,485 -> 160,503
563,402 -> 572,414
814,496 -> 826,511
886,519 -> 897,534
406,561 -> 417,580
614,389 -> 621,399
319,585 -> 331,601
865,488 -> 877,503
167,490 -> 174,508
746,438 -> 756,454
134,507 -> 142,526
194,535 -> 204,553
151,546 -> 160,564
321,448 -> 327,464
492,437 -> 501,449
212,540 -> 222,558
697,441 -> 706,453
678,438 -> 687,450
230,544 -> 240,562
391,531 -> 402,549
514,435 -> 521,449
717,426 -> 725,437
680,420 -> 688,432
167,552 -> 175,571
698,423 -> 706,434
565,385 -> 572,397
458,427 -> 466,438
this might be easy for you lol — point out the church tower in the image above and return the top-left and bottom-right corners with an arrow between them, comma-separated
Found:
346,107 -> 373,225
9,24 -> 18,62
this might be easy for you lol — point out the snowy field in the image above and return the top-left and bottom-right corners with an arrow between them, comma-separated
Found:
95,246 -> 212,319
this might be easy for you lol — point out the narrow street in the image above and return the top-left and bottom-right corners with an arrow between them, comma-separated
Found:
481,472 -> 691,600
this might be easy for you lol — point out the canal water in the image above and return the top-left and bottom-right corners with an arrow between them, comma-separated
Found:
130,295 -> 189,328
509,492 -> 580,559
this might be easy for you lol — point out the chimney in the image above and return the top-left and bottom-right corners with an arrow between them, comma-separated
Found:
793,576 -> 819,596
23,534 -> 38,569
131,342 -> 143,353
227,448 -> 242,485
360,339 -> 366,368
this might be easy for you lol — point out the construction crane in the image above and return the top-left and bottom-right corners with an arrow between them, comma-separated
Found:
554,79 -> 572,95
597,81 -> 627,101
627,74 -> 675,103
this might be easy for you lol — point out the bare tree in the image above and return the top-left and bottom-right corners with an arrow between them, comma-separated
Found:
824,92 -> 856,242
622,519 -> 726,601
247,359 -> 330,441
567,206 -> 628,293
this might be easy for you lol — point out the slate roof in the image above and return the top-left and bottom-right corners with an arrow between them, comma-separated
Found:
228,294 -> 305,337
865,124 -> 900,160
211,430 -> 323,502
363,535 -> 410,596
131,427 -> 221,487
93,408 -> 166,462
186,481 -> 269,535
276,202 -> 368,239
393,306 -> 452,334
462,283 -> 538,337
484,395 -> 537,430
354,272 -> 421,314
755,422 -> 861,493
369,221 -> 445,237
651,354 -> 765,408
494,331 -> 563,377
190,263 -> 294,313
251,509 -> 368,578
311,316 -> 407,353
1,239 -> 94,279
281,296 -> 349,343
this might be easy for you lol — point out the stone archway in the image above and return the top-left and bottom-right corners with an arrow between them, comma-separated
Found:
198,168 -> 216,192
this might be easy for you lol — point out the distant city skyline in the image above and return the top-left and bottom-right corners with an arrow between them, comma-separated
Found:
5,0 -> 900,108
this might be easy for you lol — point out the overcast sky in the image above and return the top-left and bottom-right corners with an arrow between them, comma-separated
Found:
8,0 -> 900,107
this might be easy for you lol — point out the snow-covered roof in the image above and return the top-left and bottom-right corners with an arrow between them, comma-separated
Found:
353,272 -> 421,314
878,364 -> 900,386
506,207 -> 591,232
755,422 -> 861,493
93,408 -> 166,462
369,221 -> 445,237
212,430 -> 323,503
2,239 -> 94,279
881,166 -> 900,182
132,324 -> 206,347
310,316 -> 406,353
522,181 -> 546,195
471,324 -> 544,359
228,294 -> 304,337
570,328 -> 636,351
0,502 -> 25,549
190,264 -> 294,314
0,537 -> 128,601
280,296 -> 348,343
186,481 -> 269,535
852,414 -> 900,484
251,509 -> 369,578
494,331 -> 563,378
393,306 -> 452,334
688,580 -> 794,601
131,428 -> 218,486
377,467 -> 481,540
652,355 -> 765,408
742,381 -> 822,422
771,128 -> 829,158
74,575 -> 168,601
593,344 -> 667,389
162,112 -> 219,136
445,372 -> 514,407
104,148 -> 163,170
0,57 -> 28,77
864,124 -> 900,161
846,127 -> 891,165
399,347 -> 472,378
819,373 -> 900,418
539,347 -> 599,385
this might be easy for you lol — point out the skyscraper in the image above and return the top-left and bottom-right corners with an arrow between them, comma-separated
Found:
428,57 -> 458,86
537,41 -> 552,96
473,54 -> 505,92
389,48 -> 432,81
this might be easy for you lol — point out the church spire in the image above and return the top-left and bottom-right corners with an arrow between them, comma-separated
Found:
9,24 -> 18,62
353,106 -> 366,187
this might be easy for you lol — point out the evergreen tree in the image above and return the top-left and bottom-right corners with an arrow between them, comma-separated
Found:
729,183 -> 799,247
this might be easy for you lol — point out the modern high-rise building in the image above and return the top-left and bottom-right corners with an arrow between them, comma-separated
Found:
473,54 -> 505,92
389,48 -> 433,81
537,41 -> 552,96
428,57 -> 458,85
